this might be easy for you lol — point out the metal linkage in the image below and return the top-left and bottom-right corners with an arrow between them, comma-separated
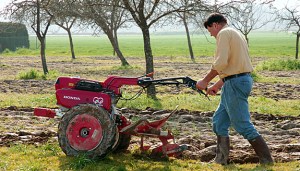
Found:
138,76 -> 210,100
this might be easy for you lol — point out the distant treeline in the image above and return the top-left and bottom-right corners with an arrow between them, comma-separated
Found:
0,22 -> 29,52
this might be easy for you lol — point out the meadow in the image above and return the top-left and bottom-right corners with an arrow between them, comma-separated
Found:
2,31 -> 297,58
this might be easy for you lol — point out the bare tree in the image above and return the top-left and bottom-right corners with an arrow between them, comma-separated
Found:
211,0 -> 233,13
225,0 -> 276,45
46,0 -> 78,59
122,0 -> 188,98
4,0 -> 53,74
277,5 -> 300,59
75,0 -> 130,66
172,0 -> 198,62
168,0 -> 212,62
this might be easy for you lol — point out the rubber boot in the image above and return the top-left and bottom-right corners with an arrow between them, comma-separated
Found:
214,136 -> 230,165
249,135 -> 274,164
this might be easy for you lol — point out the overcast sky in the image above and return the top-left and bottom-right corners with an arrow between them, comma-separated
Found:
1,0 -> 298,11
0,0 -> 10,10
0,0 -> 299,33
0,0 -> 10,21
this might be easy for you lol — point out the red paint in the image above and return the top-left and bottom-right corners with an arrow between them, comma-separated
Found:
66,114 -> 103,151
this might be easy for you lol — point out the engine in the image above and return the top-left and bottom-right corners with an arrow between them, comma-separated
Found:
55,77 -> 112,111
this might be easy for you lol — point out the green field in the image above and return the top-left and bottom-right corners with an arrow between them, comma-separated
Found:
2,31 -> 297,58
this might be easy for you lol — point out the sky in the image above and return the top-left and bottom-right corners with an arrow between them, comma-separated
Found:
0,0 -> 10,21
0,0 -> 299,33
0,0 -> 10,10
216,0 -> 299,8
1,0 -> 298,11
1,0 -> 298,16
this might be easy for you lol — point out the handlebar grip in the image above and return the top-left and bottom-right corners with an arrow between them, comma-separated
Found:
183,77 -> 210,100
183,77 -> 197,89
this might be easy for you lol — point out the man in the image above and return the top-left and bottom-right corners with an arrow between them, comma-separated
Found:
196,13 -> 273,165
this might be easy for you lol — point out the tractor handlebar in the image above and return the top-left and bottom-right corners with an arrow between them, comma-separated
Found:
138,76 -> 210,100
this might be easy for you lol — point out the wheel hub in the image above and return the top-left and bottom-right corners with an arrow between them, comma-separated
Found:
80,127 -> 90,138
66,114 -> 103,151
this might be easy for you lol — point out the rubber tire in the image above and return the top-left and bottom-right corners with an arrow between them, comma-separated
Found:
112,131 -> 131,153
58,104 -> 115,158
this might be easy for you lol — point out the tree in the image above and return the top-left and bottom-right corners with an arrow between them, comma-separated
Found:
225,0 -> 275,45
46,0 -> 78,59
122,0 -> 187,98
4,0 -> 53,74
172,0 -> 198,62
75,0 -> 130,66
277,5 -> 300,59
170,0 -> 212,62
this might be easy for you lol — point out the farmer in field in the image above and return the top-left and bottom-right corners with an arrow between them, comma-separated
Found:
196,13 -> 273,165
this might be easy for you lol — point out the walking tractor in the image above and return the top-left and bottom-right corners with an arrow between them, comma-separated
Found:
34,73 -> 207,158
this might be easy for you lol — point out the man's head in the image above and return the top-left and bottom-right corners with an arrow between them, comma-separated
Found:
204,13 -> 227,38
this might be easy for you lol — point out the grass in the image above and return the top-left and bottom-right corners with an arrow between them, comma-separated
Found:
0,31 -> 297,58
18,68 -> 44,80
256,59 -> 300,71
119,93 -> 300,117
1,143 -> 299,171
0,93 -> 56,108
254,75 -> 300,84
253,59 -> 300,84
249,97 -> 300,116
18,69 -> 60,80
1,90 -> 297,117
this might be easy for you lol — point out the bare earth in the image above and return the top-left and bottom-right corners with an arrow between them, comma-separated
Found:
0,56 -> 299,164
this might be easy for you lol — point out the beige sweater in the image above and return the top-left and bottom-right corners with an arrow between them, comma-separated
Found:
211,26 -> 253,79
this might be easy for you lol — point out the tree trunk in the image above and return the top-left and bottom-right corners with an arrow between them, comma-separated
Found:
67,29 -> 76,59
36,0 -> 47,75
183,16 -> 195,62
107,32 -> 129,66
296,33 -> 299,59
113,28 -> 118,57
142,28 -> 156,99
40,38 -> 48,74
245,34 -> 249,46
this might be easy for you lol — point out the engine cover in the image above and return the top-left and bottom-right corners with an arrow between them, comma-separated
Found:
55,77 -> 103,91
55,77 -> 81,90
56,89 -> 111,111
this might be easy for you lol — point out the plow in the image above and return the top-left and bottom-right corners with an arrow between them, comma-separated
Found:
34,73 -> 207,158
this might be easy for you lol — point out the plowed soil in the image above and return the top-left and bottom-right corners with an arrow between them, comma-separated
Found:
0,56 -> 299,164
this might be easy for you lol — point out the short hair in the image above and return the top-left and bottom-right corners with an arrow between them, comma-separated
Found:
203,13 -> 227,29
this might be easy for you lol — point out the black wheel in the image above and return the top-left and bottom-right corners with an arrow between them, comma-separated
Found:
112,131 -> 131,153
58,104 -> 115,158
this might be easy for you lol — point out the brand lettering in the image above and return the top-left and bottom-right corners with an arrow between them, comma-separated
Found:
63,96 -> 81,100
93,97 -> 104,107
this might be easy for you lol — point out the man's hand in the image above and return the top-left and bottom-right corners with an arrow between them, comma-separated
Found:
207,79 -> 224,96
196,80 -> 208,90
207,85 -> 219,95
196,69 -> 219,91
